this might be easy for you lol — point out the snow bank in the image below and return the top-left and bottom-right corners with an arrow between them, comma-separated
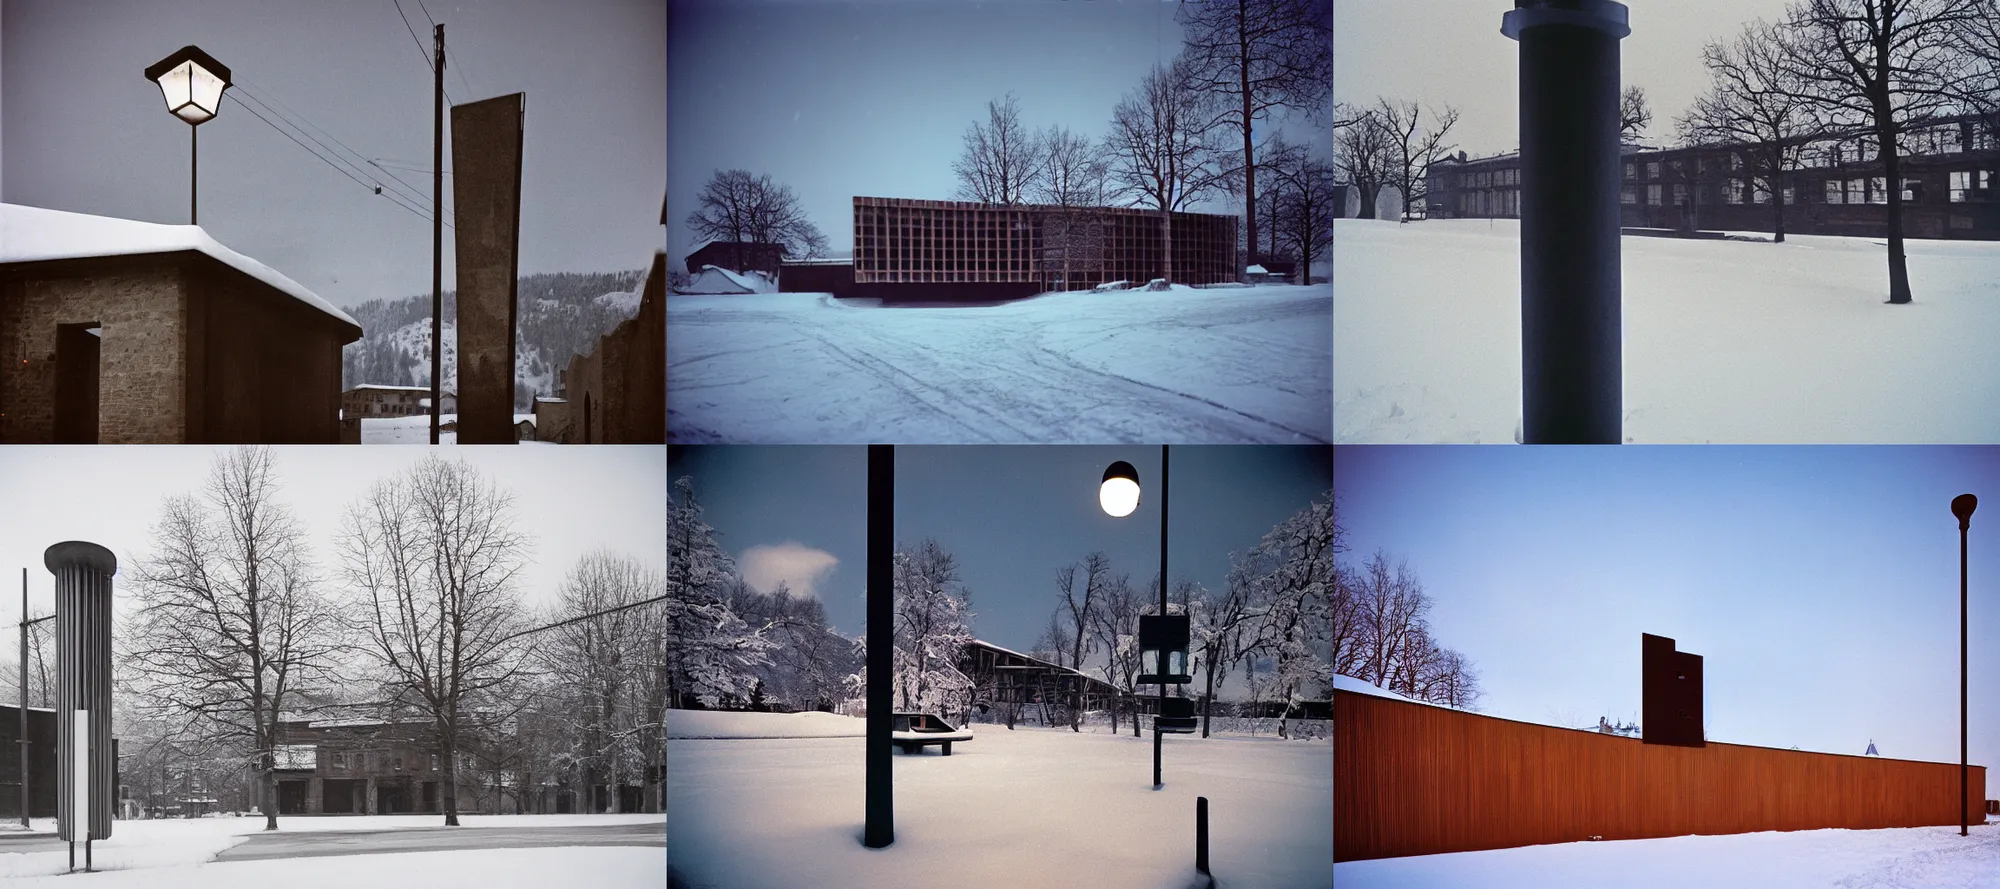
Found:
1336,821 -> 1999,888
1092,279 -> 1130,291
669,721 -> 1329,888
666,709 -> 867,739
1335,218 -> 2000,442
0,203 -> 358,330
679,265 -> 775,294
1334,674 -> 1421,703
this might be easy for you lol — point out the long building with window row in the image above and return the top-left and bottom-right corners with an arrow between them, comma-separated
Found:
1424,113 -> 2000,239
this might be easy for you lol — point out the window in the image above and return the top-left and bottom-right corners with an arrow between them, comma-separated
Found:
1647,161 -> 1661,179
1730,152 -> 1743,171
1848,178 -> 1868,204
1673,184 -> 1687,205
1902,177 -> 1920,202
1869,177 -> 1888,204
1827,180 -> 1844,204
1783,186 -> 1795,205
431,755 -> 440,771
1648,184 -> 1663,205
1752,182 -> 1770,204
394,755 -> 404,771
333,753 -> 345,770
1951,170 -> 1971,202
1725,179 -> 1745,204
1625,162 -> 1636,180
1622,187 -> 1638,205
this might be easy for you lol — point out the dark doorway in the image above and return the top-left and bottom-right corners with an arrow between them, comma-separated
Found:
555,790 -> 573,814
54,323 -> 101,444
421,781 -> 436,813
618,784 -> 642,813
277,780 -> 307,815
322,779 -> 361,814
582,392 -> 593,443
376,783 -> 410,814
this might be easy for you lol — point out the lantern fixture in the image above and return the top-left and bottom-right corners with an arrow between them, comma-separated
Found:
143,45 -> 232,225
1099,461 -> 1140,517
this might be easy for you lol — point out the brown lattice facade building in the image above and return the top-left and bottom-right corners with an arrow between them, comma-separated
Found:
849,197 -> 1239,299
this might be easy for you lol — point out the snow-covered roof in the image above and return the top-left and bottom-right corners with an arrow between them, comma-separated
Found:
1245,264 -> 1269,275
0,203 -> 360,333
348,384 -> 431,393
1334,674 -> 1426,705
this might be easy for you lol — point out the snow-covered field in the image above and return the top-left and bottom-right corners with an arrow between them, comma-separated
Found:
0,814 -> 664,881
360,413 -> 545,444
6,846 -> 662,889
667,284 -> 1331,443
667,709 -> 867,738
1333,218 -> 2000,442
1335,821 -> 2000,889
667,714 -> 1330,888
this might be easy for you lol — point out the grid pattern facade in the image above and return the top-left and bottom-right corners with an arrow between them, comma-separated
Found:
852,197 -> 1238,290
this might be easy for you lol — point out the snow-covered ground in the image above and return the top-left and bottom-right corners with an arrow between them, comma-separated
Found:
668,717 -> 1330,888
668,709 -> 867,738
0,814 -> 664,880
1335,821 -> 2000,888
360,413 -> 544,444
1334,218 -> 2000,442
667,284 -> 1331,443
5,846 -> 661,889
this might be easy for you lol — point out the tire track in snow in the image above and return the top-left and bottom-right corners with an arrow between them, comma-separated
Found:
1031,345 -> 1328,443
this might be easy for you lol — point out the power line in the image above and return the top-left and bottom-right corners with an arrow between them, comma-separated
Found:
230,89 -> 437,221
413,0 -> 476,100
233,78 -> 437,213
393,0 -> 455,106
496,595 -> 670,647
225,92 -> 451,228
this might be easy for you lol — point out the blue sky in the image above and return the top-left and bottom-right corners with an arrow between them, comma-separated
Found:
1335,445 -> 2000,771
668,445 -> 1330,676
668,0 -> 1335,266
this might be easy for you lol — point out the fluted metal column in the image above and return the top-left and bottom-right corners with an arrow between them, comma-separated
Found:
47,541 -> 115,846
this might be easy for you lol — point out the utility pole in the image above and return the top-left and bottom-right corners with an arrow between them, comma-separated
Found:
1154,445 -> 1168,788
430,23 -> 447,445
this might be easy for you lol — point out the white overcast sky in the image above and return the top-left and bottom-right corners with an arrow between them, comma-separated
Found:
1337,0 -> 1797,158
0,446 -> 665,624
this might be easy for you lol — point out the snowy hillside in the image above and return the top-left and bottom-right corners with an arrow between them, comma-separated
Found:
341,269 -> 647,409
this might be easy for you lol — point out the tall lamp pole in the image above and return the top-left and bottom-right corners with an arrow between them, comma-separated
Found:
1953,493 -> 1976,837
143,46 -> 233,226
1155,446 -> 1168,788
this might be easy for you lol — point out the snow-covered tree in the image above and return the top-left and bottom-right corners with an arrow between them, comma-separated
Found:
891,539 -> 977,721
1240,491 -> 1337,739
666,477 -> 775,708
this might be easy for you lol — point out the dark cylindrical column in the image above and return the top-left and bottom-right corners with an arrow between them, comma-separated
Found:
1155,445 -> 1168,787
864,446 -> 894,848
47,541 -> 115,844
1196,796 -> 1209,874
1503,0 -> 1630,444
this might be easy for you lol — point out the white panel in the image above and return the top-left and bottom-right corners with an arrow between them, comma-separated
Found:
71,710 -> 88,841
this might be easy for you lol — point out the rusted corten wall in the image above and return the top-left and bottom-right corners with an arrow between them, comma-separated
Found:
1336,689 -> 1987,861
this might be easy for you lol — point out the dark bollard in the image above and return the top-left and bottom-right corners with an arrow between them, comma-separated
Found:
1196,796 -> 1209,874
1502,0 -> 1631,444
863,446 -> 895,849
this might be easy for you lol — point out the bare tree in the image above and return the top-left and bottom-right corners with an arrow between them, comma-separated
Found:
1106,57 -> 1229,284
1680,20 -> 1826,242
1621,85 -> 1654,142
338,455 -> 534,826
1374,98 -> 1461,223
684,168 -> 830,259
1333,108 -> 1393,220
1776,0 -> 1984,303
954,93 -> 1045,205
122,447 -> 343,831
1052,552 -> 1112,730
538,552 -> 665,813
1192,566 -> 1259,737
1087,573 -> 1143,735
1178,0 -> 1333,280
1034,125 -> 1113,289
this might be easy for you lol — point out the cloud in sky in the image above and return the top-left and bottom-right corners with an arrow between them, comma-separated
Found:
740,542 -> 840,599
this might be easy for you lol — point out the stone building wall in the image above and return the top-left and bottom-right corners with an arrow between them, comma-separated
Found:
559,251 -> 663,444
0,263 -> 187,443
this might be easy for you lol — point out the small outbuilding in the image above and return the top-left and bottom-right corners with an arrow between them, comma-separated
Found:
683,240 -> 784,279
0,203 -> 363,443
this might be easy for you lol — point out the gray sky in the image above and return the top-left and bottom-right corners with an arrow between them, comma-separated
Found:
668,0 -> 1334,267
1336,0 -> 1796,160
1336,445 -> 2000,769
0,445 -> 666,625
668,445 -> 1332,695
2,0 -> 665,309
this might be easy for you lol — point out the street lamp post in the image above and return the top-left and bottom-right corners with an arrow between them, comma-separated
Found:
143,46 -> 233,225
1101,452 -> 1174,787
1953,493 -> 1976,837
